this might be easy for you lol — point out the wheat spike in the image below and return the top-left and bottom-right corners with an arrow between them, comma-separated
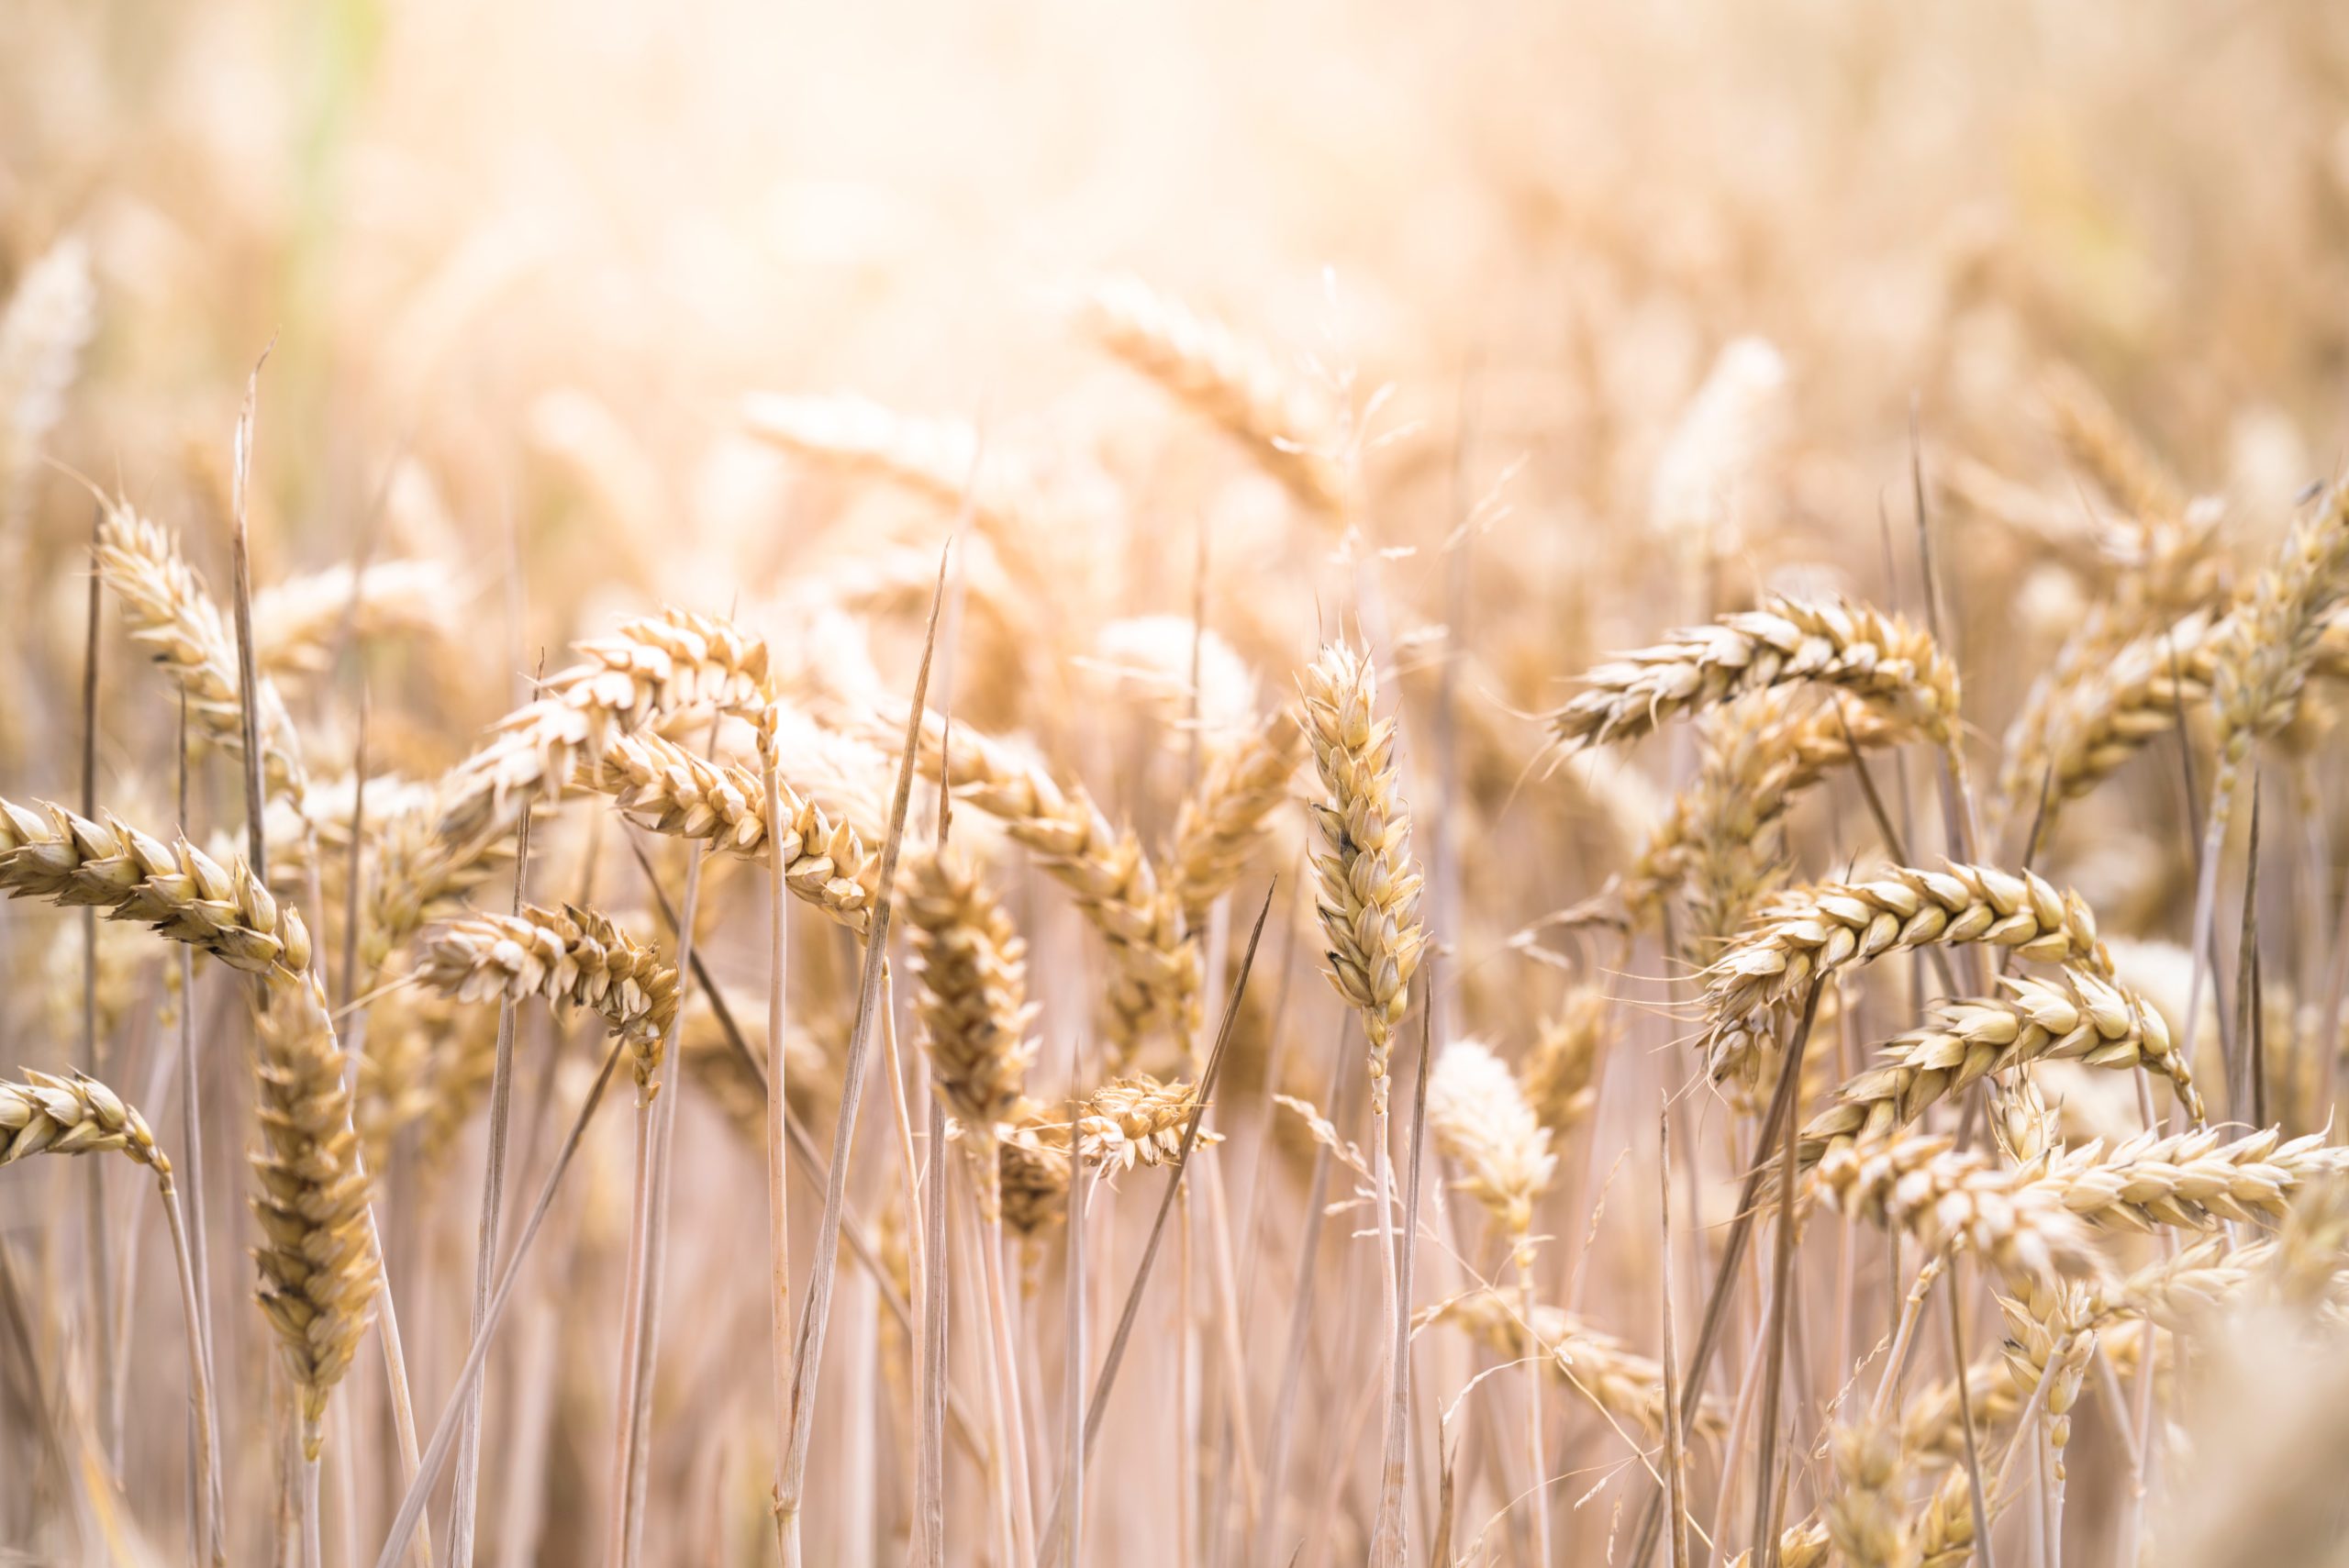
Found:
905,847 -> 1037,1149
585,727 -> 876,930
250,558 -> 455,678
1630,689 -> 1914,940
1297,641 -> 1425,1114
1414,1288 -> 1728,1440
1426,1039 -> 1556,1243
1703,862 -> 2107,1081
419,903 -> 680,1100
250,968 -> 380,1459
1812,1133 -> 2104,1285
996,1102 -> 1074,1236
1171,706 -> 1306,922
1798,971 -> 2199,1172
1074,1074 -> 1219,1171
907,707 -> 1197,1064
1551,595 -> 1961,753
1996,1278 -> 2097,1481
0,1068 -> 169,1179
2038,363 -> 2193,529
95,499 -> 309,806
0,235 -> 95,537
2209,480 -> 2349,779
1523,984 -> 1611,1136
0,795 -> 313,973
435,606 -> 772,857
1825,1418 -> 1918,1568
2044,1125 -> 2349,1231
1082,272 -> 1351,515
357,772 -> 517,979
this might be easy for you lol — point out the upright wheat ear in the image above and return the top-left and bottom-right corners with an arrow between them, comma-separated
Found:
250,968 -> 380,1458
1297,641 -> 1424,1115
1426,1039 -> 1555,1243
904,847 -> 1036,1173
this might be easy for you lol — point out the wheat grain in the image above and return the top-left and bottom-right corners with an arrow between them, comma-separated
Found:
1551,595 -> 1961,753
1298,641 -> 1425,1114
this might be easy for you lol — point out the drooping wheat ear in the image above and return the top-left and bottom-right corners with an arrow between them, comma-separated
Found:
1811,1133 -> 2104,1285
1426,1039 -> 1556,1247
250,559 -> 455,678
996,1103 -> 1074,1236
1523,984 -> 1611,1136
1081,273 -> 1351,516
1703,862 -> 2107,1081
0,795 -> 314,973
740,391 -> 1063,554
1825,1419 -> 1917,1568
2043,1125 -> 2349,1231
904,847 -> 1037,1152
2038,361 -> 2189,519
358,773 -> 515,979
0,1069 -> 170,1179
1996,1278 -> 2096,1482
1626,689 -> 1913,939
1997,606 -> 2219,826
1902,1319 -> 2154,1467
95,500 -> 309,806
1413,1289 -> 1729,1440
0,235 -> 95,536
1074,1075 -> 1219,1171
1297,642 -> 1425,1115
434,606 -> 772,858
1171,706 -> 1307,921
1550,595 -> 1962,754
907,708 -> 1196,1065
2208,481 -> 2349,792
1797,970 -> 2198,1173
250,968 -> 380,1459
419,903 -> 679,1100
584,728 -> 876,931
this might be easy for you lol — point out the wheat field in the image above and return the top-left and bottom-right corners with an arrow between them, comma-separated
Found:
5,1 -> 2349,1564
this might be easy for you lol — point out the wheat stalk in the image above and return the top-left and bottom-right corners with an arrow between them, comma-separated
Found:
95,501 -> 309,806
1081,273 -> 1351,515
1551,595 -> 1961,753
419,903 -> 680,1100
1797,970 -> 2199,1171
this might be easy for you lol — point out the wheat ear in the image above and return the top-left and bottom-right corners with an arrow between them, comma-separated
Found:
1413,1289 -> 1728,1440
2043,1125 -> 2349,1230
903,847 -> 1036,1175
1824,1418 -> 1916,1568
1170,706 -> 1306,922
1426,1038 -> 1556,1244
95,501 -> 308,806
1081,273 -> 1351,515
1811,1133 -> 2104,1286
586,728 -> 876,930
1552,595 -> 1961,753
1703,862 -> 2108,1079
250,558 -> 454,678
434,606 -> 771,856
1074,1075 -> 1221,1171
1798,971 -> 2199,1172
420,903 -> 680,1101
